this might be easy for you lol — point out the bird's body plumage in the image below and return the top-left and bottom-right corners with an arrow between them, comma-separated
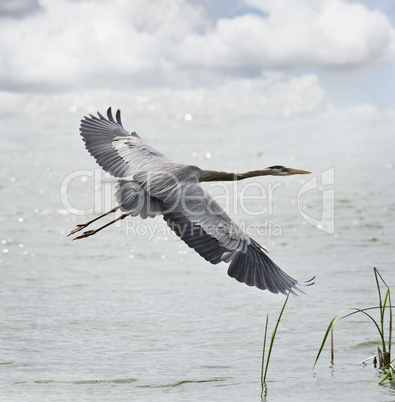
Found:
71,107 -> 312,294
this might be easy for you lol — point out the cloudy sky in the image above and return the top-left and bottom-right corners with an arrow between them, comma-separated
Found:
1,0 -> 395,116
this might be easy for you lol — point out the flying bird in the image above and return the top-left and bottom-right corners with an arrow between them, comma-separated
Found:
68,108 -> 312,294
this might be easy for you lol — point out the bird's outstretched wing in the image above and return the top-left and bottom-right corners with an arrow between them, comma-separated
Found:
163,207 -> 300,294
80,107 -> 171,178
155,176 -> 301,294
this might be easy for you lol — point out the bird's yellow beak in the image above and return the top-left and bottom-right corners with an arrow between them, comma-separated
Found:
287,168 -> 312,175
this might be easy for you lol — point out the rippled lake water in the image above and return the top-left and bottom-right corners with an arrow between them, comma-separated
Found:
1,95 -> 395,401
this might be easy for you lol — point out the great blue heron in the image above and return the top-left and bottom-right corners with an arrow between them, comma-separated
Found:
68,108 -> 312,294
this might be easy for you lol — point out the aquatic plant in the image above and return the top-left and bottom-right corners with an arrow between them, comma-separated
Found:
314,268 -> 394,384
261,292 -> 290,392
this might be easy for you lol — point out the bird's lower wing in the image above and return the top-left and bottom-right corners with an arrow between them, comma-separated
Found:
163,209 -> 301,294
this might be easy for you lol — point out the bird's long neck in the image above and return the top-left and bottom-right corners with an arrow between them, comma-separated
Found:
199,169 -> 272,182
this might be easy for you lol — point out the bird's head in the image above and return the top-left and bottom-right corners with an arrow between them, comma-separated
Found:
266,165 -> 311,176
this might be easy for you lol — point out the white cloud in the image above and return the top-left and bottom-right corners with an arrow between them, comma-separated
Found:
176,0 -> 395,70
0,0 -> 394,94
0,0 -> 201,91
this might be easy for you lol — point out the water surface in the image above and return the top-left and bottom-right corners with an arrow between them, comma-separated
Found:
1,98 -> 395,401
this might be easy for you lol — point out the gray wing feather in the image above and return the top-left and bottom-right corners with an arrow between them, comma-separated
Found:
80,107 -> 171,178
228,239 -> 299,294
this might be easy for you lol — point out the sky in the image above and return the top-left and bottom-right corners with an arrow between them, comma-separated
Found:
1,0 -> 395,117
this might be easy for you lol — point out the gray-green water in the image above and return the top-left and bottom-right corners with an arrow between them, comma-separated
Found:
1,95 -> 395,401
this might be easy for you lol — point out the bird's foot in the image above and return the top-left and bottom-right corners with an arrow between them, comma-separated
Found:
72,230 -> 96,240
67,224 -> 88,237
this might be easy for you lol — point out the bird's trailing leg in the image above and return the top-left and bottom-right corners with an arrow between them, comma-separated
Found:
67,206 -> 120,237
72,212 -> 129,240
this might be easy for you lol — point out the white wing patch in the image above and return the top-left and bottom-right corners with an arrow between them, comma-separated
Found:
80,108 -> 171,178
